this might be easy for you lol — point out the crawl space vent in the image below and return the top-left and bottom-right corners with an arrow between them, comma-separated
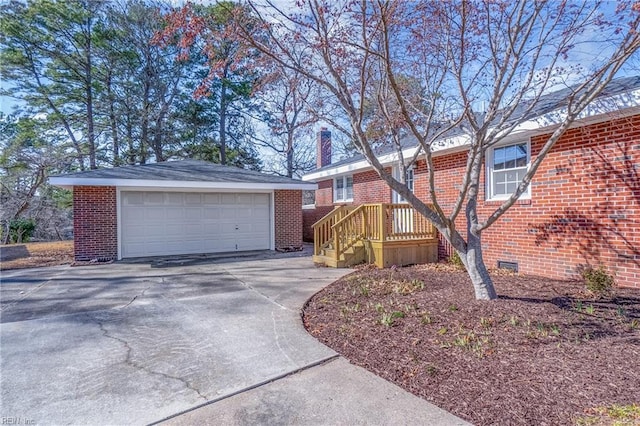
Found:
497,261 -> 518,272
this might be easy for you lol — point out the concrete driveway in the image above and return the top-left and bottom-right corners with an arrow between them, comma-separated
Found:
1,252 -> 469,425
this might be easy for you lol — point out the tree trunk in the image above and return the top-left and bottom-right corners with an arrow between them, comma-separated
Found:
85,14 -> 97,170
286,132 -> 294,178
152,116 -> 165,162
125,107 -> 135,165
219,81 -> 227,165
140,81 -> 150,164
218,63 -> 231,166
460,234 -> 497,300
107,71 -> 120,166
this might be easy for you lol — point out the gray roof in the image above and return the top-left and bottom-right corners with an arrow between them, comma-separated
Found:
50,160 -> 315,189
313,75 -> 640,174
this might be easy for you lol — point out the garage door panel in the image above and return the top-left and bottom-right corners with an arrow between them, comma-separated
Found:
145,209 -> 166,221
220,207 -> 237,219
165,207 -> 185,220
203,208 -> 220,219
203,193 -> 220,204
235,208 -> 252,219
254,194 -> 269,204
164,223 -> 184,237
184,223 -> 203,235
145,192 -> 165,204
123,225 -> 147,239
124,192 -> 145,205
185,193 -> 202,204
166,193 -> 183,204
185,208 -> 202,220
236,194 -> 255,204
121,191 -> 272,258
221,194 -> 236,204
203,223 -> 222,233
123,208 -> 146,222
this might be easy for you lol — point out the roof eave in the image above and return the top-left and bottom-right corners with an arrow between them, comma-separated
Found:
48,177 -> 317,191
302,87 -> 640,182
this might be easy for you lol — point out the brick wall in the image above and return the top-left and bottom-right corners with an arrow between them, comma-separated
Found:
73,186 -> 117,261
476,114 -> 640,288
315,179 -> 334,206
302,205 -> 334,242
274,190 -> 303,250
354,169 -> 392,204
309,114 -> 640,288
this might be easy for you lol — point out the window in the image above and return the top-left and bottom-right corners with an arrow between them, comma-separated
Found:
393,166 -> 414,203
334,175 -> 353,202
488,142 -> 530,199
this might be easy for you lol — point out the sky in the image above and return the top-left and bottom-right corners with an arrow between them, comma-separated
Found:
2,1 -> 638,132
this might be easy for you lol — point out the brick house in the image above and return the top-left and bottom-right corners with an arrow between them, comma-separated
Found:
49,160 -> 314,261
302,77 -> 640,288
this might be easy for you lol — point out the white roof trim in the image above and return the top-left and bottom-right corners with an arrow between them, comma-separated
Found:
303,146 -> 420,181
302,87 -> 640,182
49,177 -> 317,191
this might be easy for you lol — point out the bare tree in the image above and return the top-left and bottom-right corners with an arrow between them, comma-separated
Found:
231,0 -> 640,300
255,62 -> 319,177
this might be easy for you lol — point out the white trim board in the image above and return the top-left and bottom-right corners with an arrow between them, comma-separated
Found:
50,178 -> 317,191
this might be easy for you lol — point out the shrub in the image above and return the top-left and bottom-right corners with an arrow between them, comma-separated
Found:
8,218 -> 36,243
581,266 -> 614,295
449,251 -> 464,268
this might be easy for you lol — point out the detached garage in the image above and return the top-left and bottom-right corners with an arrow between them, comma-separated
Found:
49,160 -> 316,261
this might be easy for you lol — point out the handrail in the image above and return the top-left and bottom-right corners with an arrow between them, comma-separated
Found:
311,205 -> 341,229
331,204 -> 366,228
312,205 -> 356,256
332,206 -> 365,257
312,202 -> 438,263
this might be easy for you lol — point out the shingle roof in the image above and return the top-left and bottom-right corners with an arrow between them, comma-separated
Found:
312,75 -> 640,174
50,159 -> 316,189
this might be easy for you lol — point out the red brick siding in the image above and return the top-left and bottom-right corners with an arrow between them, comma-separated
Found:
315,179 -> 333,206
475,114 -> 640,288
353,169 -> 392,204
302,205 -> 334,242
310,114 -> 640,288
274,190 -> 303,250
73,186 -> 117,261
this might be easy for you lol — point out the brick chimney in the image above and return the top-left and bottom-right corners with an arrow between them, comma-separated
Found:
316,127 -> 332,168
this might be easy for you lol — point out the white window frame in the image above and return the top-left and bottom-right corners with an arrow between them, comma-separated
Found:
333,175 -> 354,202
392,164 -> 414,203
487,140 -> 531,201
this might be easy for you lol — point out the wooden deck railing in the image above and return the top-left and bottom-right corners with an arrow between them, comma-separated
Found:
312,205 -> 357,256
313,203 -> 437,259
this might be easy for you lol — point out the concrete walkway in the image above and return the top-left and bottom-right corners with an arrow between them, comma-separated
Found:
1,251 -> 470,425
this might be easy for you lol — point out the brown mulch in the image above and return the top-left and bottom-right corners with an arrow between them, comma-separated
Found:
303,264 -> 640,426
0,241 -> 74,270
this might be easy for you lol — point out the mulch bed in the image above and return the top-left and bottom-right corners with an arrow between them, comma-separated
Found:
303,264 -> 640,425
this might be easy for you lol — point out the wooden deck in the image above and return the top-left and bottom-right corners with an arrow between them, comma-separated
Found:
312,203 -> 439,268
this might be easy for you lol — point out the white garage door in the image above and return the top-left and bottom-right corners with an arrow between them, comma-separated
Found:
120,191 -> 271,258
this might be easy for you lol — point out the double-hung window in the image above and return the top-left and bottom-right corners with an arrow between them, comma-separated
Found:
334,175 -> 353,202
488,142 -> 530,199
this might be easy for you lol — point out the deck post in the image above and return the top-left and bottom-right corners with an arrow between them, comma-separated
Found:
333,226 -> 340,262
379,203 -> 386,242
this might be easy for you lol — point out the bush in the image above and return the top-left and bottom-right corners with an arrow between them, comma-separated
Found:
449,251 -> 464,269
581,266 -> 614,295
8,218 -> 36,243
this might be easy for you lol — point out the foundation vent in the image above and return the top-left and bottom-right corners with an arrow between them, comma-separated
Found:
497,261 -> 518,272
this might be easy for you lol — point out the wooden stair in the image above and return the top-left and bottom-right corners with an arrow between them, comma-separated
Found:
313,241 -> 366,268
312,203 -> 439,268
